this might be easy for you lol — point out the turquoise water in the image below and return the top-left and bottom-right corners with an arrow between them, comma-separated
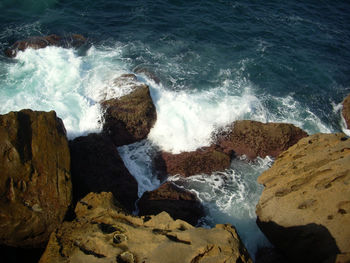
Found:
1,0 -> 350,258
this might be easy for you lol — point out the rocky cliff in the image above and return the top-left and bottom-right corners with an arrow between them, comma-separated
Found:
256,133 -> 350,263
0,110 -> 72,248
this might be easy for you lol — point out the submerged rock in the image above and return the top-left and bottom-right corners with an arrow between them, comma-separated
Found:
40,192 -> 252,263
256,133 -> 350,263
138,182 -> 205,225
4,34 -> 86,58
69,133 -> 138,212
0,109 -> 72,248
342,94 -> 350,129
216,120 -> 308,159
157,147 -> 231,177
101,84 -> 157,146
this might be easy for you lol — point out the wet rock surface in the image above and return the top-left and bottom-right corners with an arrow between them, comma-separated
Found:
40,192 -> 252,263
0,109 -> 72,248
256,133 -> 350,263
157,147 -> 231,177
69,133 -> 138,212
101,84 -> 157,146
342,94 -> 350,129
138,182 -> 205,226
216,120 -> 308,160
4,34 -> 86,58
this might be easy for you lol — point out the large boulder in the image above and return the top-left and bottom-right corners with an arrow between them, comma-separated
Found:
256,133 -> 350,263
157,147 -> 231,177
69,133 -> 138,212
101,84 -> 157,146
216,120 -> 308,159
5,34 -> 86,58
342,94 -> 350,129
0,109 -> 72,248
40,192 -> 252,263
138,182 -> 205,225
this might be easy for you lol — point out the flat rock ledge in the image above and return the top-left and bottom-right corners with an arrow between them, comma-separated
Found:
256,133 -> 350,263
0,109 -> 72,248
40,192 -> 252,263
156,120 -> 307,177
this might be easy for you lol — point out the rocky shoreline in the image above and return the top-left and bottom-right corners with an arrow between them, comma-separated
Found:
1,36 -> 350,263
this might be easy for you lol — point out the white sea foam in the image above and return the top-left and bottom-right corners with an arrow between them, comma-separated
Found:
118,140 -> 161,197
0,45 -> 136,138
167,156 -> 273,257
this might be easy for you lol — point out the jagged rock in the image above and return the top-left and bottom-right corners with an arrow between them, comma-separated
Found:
342,94 -> 350,129
39,192 -> 252,263
0,109 -> 72,248
69,133 -> 138,212
134,67 -> 161,84
256,133 -> 350,263
101,85 -> 157,146
138,182 -> 205,225
216,120 -> 308,159
4,34 -> 86,58
156,147 -> 231,177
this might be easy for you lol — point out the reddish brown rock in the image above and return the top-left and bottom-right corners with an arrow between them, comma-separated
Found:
256,133 -> 350,263
138,182 -> 205,226
342,94 -> 350,129
0,109 -> 72,248
69,133 -> 138,212
101,84 -> 157,146
216,120 -> 308,159
4,34 -> 86,58
157,147 -> 231,177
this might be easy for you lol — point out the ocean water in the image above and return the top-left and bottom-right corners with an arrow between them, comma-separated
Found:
1,0 -> 350,259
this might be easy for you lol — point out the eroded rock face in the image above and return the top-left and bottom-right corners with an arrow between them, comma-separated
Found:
0,110 -> 72,248
101,85 -> 157,146
40,192 -> 252,263
5,34 -> 86,58
138,182 -> 205,226
342,94 -> 350,129
256,133 -> 350,263
216,120 -> 308,159
157,147 -> 231,177
69,133 -> 138,212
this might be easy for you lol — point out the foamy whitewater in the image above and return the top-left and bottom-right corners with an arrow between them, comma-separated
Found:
0,44 -> 339,257
1,1 -> 349,260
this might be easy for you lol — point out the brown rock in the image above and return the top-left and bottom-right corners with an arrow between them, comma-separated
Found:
69,133 -> 138,212
138,182 -> 205,225
101,85 -> 157,146
256,133 -> 350,263
0,109 -> 72,248
216,120 -> 308,159
157,147 -> 231,177
40,192 -> 252,263
342,94 -> 350,129
5,34 -> 86,58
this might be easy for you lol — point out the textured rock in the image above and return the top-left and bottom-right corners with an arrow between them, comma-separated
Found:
101,85 -> 157,146
342,94 -> 350,129
69,133 -> 138,212
216,120 -> 308,159
157,147 -> 231,177
5,34 -> 86,58
0,109 -> 72,248
40,192 -> 252,263
256,133 -> 350,263
138,182 -> 205,225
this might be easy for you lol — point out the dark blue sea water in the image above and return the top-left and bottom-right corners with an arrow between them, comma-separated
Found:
1,0 -> 350,259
